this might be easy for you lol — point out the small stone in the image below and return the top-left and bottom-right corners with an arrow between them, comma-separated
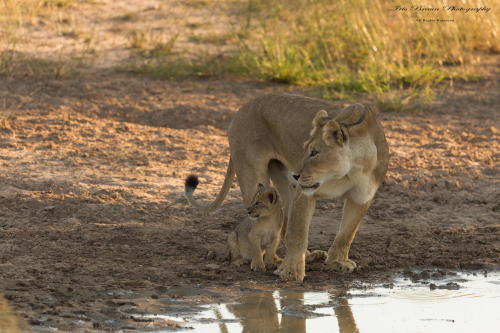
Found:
206,251 -> 216,260
206,264 -> 220,270
29,318 -> 41,326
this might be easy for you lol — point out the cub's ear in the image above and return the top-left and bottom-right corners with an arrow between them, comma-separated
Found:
268,190 -> 278,204
323,120 -> 348,146
258,183 -> 265,190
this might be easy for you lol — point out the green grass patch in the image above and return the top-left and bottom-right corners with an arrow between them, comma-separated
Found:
0,50 -> 76,77
188,32 -> 233,45
120,0 -> 497,105
119,54 -> 242,80
227,0 -> 499,95
128,31 -> 178,58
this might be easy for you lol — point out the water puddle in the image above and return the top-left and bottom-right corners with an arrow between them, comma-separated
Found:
124,271 -> 499,333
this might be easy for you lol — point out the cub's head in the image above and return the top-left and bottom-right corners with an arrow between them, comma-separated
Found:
294,105 -> 368,195
247,184 -> 280,219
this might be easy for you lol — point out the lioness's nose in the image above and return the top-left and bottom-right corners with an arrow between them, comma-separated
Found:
292,174 -> 300,181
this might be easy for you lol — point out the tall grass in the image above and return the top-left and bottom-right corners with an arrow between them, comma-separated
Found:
0,0 -> 498,100
232,0 -> 499,94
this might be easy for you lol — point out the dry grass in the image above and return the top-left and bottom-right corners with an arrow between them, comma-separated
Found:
188,32 -> 233,45
0,0 -> 84,75
128,30 -> 178,58
123,0 -> 499,106
231,0 -> 499,94
0,0 -> 498,105
0,297 -> 21,333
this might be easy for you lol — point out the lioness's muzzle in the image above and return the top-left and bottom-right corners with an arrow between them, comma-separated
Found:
300,182 -> 320,190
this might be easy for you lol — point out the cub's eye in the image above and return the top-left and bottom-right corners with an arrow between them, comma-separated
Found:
309,150 -> 319,157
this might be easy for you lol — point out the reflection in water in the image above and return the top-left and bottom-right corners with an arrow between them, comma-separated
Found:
279,291 -> 306,333
54,271 -> 496,332
0,296 -> 20,333
154,272 -> 500,333
227,292 -> 280,333
334,298 -> 359,333
224,290 -> 358,333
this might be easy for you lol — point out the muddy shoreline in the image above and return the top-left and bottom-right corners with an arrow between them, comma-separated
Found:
19,269 -> 500,332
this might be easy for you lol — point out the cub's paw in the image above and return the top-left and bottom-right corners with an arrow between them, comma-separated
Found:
250,259 -> 266,272
230,259 -> 246,267
264,255 -> 283,270
324,258 -> 357,273
306,250 -> 327,263
274,255 -> 305,282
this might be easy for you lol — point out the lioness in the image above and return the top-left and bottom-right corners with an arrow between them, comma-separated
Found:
226,183 -> 284,271
185,93 -> 389,282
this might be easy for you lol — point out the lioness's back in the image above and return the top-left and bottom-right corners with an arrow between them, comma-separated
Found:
229,93 -> 387,173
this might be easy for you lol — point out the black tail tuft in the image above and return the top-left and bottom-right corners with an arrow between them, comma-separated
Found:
185,175 -> 199,192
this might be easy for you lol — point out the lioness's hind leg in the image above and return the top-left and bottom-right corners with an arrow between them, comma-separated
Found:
325,199 -> 371,273
227,232 -> 240,261
268,160 -> 293,242
232,156 -> 269,206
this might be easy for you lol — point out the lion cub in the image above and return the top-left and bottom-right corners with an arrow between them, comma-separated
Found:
227,184 -> 284,272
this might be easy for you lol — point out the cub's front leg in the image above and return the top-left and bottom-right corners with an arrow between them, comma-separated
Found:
263,235 -> 282,269
248,233 -> 266,272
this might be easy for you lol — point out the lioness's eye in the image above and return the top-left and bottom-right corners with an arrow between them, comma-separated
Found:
310,150 -> 319,157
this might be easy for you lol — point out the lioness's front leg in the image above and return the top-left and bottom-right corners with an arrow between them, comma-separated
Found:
276,194 -> 316,282
325,198 -> 371,273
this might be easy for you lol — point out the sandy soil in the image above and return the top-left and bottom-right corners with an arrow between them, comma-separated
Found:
0,62 -> 498,330
5,0 -> 237,68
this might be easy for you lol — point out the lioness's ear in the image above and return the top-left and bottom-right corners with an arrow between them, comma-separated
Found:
268,190 -> 278,204
311,110 -> 330,136
258,183 -> 265,190
340,127 -> 349,143
335,104 -> 368,128
323,120 -> 347,146
312,110 -> 329,129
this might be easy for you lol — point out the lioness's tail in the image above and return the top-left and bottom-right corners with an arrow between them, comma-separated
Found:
184,158 -> 235,214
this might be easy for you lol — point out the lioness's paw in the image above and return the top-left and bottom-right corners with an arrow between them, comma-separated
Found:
324,259 -> 357,273
274,256 -> 305,282
250,260 -> 266,272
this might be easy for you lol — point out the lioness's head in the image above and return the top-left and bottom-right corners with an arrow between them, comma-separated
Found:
294,105 -> 367,195
247,184 -> 280,219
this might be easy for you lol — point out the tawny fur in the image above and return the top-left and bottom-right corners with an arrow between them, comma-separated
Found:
227,185 -> 284,272
184,93 -> 389,282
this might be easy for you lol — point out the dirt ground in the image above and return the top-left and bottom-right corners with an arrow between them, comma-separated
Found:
0,59 -> 499,330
